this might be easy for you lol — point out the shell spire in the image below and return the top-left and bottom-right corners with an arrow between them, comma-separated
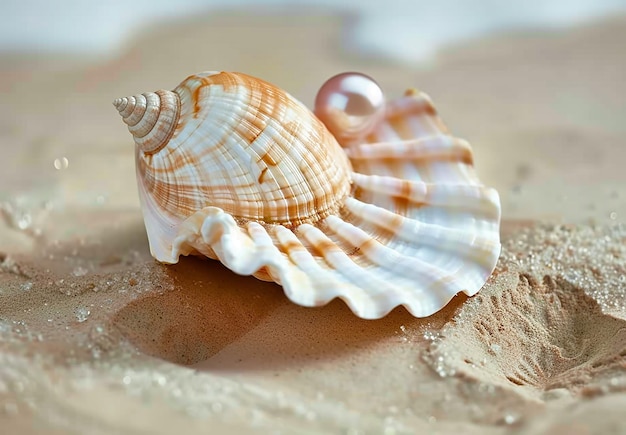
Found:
113,90 -> 181,154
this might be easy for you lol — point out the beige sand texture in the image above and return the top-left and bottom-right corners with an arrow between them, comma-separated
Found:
1,8 -> 626,434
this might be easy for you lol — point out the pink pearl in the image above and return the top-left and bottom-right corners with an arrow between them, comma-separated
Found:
314,72 -> 385,146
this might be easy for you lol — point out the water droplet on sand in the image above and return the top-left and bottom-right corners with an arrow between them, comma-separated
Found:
72,266 -> 88,277
16,213 -> 32,230
53,157 -> 69,170
75,306 -> 91,323
155,375 -> 167,387
423,330 -> 438,341
502,412 -> 518,425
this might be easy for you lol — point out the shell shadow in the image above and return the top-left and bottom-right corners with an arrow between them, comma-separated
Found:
113,254 -> 465,369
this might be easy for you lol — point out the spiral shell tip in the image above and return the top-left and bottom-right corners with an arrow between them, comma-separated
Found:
113,97 -> 126,111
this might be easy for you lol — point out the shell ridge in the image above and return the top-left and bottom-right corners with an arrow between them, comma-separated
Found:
180,209 -> 310,296
342,197 -> 500,270
297,224 -> 400,315
123,93 -> 147,127
323,215 -> 478,296
273,225 -> 358,307
351,172 -> 500,219
127,92 -> 158,137
330,214 -> 491,289
118,95 -> 136,119
128,90 -> 181,154
345,135 -> 473,165
171,207 -> 359,310
172,208 -> 475,319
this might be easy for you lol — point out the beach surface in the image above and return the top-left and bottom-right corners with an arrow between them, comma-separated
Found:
1,10 -> 625,434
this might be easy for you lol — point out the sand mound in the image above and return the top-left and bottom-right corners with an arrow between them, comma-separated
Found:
499,224 -> 626,317
425,269 -> 626,402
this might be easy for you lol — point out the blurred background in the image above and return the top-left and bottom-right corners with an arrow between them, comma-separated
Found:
1,0 -> 625,243
3,0 -> 626,62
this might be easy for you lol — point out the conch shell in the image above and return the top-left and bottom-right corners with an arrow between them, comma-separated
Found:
114,71 -> 501,319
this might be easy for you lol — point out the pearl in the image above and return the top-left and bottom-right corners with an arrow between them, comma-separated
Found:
314,72 -> 385,146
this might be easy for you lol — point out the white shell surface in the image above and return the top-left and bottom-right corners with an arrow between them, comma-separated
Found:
117,72 -> 501,319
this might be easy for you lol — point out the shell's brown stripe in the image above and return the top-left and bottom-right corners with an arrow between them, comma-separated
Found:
364,131 -> 378,144
284,102 -> 350,222
255,94 -> 296,222
154,146 -> 188,174
142,145 -> 237,217
391,179 -> 410,216
275,238 -> 302,258
260,151 -> 279,166
303,149 -> 347,221
148,180 -> 259,218
192,72 -> 288,145
204,71 -> 246,93
236,71 -> 348,224
256,123 -> 297,222
350,136 -> 475,168
343,199 -> 417,251
387,115 -> 414,142
383,146 -> 473,166
382,179 -> 430,208
392,196 -> 409,216
358,238 -> 378,256
258,167 -> 269,184
190,73 -> 246,117
338,204 -> 399,247
388,95 -> 436,117
400,179 -> 413,198
385,95 -> 450,138
308,236 -> 338,259
280,117 -> 320,221
140,157 -> 176,215
192,83 -> 203,117
236,95 -> 267,145
144,164 -> 341,226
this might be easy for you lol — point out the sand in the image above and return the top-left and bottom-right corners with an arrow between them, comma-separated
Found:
1,8 -> 625,434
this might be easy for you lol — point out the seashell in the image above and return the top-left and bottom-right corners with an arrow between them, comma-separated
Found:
114,71 -> 501,319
